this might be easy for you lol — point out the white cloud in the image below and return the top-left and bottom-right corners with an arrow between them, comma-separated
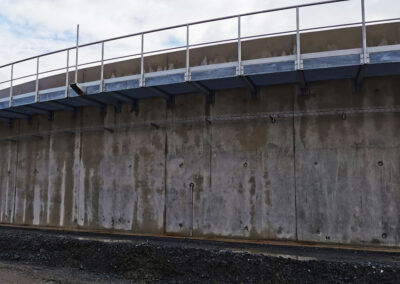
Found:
0,0 -> 399,84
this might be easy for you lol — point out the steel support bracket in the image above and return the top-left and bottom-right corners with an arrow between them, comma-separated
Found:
297,70 -> 310,96
130,99 -> 139,113
110,91 -> 139,112
76,95 -> 105,111
240,76 -> 259,100
21,105 -> 54,121
71,83 -> 106,112
189,81 -> 215,104
0,109 -> 30,120
45,101 -> 77,114
110,91 -> 136,104
114,101 -> 122,113
148,87 -> 175,108
103,95 -> 122,113
0,116 -> 11,124
353,64 -> 367,93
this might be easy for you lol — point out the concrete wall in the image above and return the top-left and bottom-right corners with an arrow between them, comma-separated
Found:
1,74 -> 400,247
0,22 -> 400,247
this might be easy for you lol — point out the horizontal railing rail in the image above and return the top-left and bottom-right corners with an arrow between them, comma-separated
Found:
0,0 -> 398,107
0,0 -> 349,69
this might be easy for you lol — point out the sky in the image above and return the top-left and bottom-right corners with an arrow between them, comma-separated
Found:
0,0 -> 399,86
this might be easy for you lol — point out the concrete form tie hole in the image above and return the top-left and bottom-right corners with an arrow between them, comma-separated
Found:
377,161 -> 384,167
243,162 -> 248,168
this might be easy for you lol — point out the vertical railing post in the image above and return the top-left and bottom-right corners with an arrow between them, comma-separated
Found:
185,24 -> 190,81
361,0 -> 368,64
65,49 -> 70,97
237,16 -> 242,76
296,7 -> 302,70
140,33 -> 145,87
35,57 -> 40,103
100,41 -> 105,92
9,64 -> 13,107
75,24 -> 79,84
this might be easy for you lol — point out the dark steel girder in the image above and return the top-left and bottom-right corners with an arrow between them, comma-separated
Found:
148,87 -> 175,108
188,81 -> 215,104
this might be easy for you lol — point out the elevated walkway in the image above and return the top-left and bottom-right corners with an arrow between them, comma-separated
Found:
0,0 -> 399,125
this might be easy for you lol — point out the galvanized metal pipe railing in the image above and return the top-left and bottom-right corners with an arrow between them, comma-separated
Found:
35,57 -> 40,102
65,49 -> 70,97
0,0 -> 349,68
100,41 -> 105,92
140,33 -> 145,87
2,15 -> 398,88
185,24 -> 190,81
2,16 -> 399,90
361,0 -> 368,64
1,0 -> 397,102
296,7 -> 302,70
237,16 -> 242,75
8,64 -> 13,107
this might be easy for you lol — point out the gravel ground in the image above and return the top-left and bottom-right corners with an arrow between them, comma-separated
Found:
0,227 -> 399,283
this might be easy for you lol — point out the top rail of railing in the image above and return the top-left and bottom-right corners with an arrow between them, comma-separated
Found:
0,0 -> 349,69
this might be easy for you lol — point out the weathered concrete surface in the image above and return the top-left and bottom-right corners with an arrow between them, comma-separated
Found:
1,75 -> 400,246
294,76 -> 400,247
0,124 -> 17,224
0,22 -> 400,248
12,112 -> 78,228
78,99 -> 167,233
202,86 -> 296,240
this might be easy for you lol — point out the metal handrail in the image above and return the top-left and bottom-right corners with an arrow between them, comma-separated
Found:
0,0 -> 396,107
0,0 -> 348,69
3,16 -> 399,86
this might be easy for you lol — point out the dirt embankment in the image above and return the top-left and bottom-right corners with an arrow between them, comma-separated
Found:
0,227 -> 399,283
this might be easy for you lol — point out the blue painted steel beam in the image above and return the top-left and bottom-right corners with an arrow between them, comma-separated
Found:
43,101 -> 76,112
0,109 -> 30,119
0,116 -> 11,124
19,105 -> 52,116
